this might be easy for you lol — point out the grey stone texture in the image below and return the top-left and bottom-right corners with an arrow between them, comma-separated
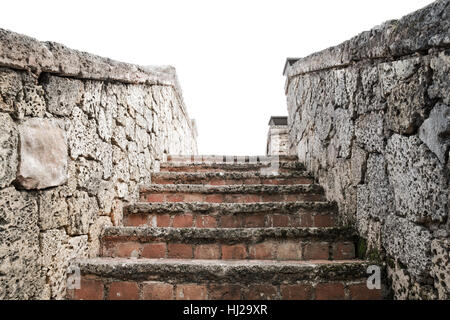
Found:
285,0 -> 449,299
0,28 -> 197,299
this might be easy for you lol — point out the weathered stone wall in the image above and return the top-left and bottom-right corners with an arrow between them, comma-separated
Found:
284,0 -> 449,299
267,125 -> 289,156
0,28 -> 197,299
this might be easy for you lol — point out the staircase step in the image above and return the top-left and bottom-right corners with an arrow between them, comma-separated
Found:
151,171 -> 314,185
100,227 -> 356,261
159,161 -> 305,173
68,258 -> 382,300
140,184 -> 325,203
166,155 -> 299,163
123,201 -> 337,228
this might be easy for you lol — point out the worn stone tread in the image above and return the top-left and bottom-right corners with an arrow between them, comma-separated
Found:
102,226 -> 356,243
140,184 -> 323,194
159,161 -> 306,171
166,155 -> 299,162
125,201 -> 337,215
151,171 -> 313,184
75,258 -> 371,283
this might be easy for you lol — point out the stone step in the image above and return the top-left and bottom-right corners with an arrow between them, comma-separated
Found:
100,227 -> 356,261
123,201 -> 337,228
140,184 -> 325,203
166,155 -> 299,163
159,161 -> 305,173
151,171 -> 314,185
68,258 -> 382,300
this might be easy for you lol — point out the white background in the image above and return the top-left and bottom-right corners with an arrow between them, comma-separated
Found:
1,0 -> 434,155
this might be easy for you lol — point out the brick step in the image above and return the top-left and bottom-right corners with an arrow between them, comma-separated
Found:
166,155 -> 299,163
100,227 -> 356,261
123,201 -> 337,228
159,161 -> 305,173
140,184 -> 325,203
151,171 -> 314,185
68,258 -> 382,300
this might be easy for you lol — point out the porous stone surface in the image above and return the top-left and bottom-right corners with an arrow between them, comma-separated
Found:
76,258 -> 371,284
16,118 -> 68,190
284,0 -> 449,299
0,27 -> 197,299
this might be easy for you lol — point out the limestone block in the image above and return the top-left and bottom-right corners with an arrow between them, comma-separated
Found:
431,239 -> 450,299
17,73 -> 46,118
355,112 -> 385,153
333,108 -> 353,158
379,57 -> 430,134
97,180 -> 115,214
0,187 -> 44,299
67,106 -> 99,160
17,118 -> 68,190
382,214 -> 432,278
350,145 -> 367,185
0,113 -> 18,188
419,103 -> 450,164
0,68 -> 22,113
67,190 -> 98,235
428,50 -> 450,105
386,134 -> 448,224
88,216 -> 113,258
40,229 -> 88,299
43,75 -> 83,116
81,80 -> 102,117
38,187 -> 69,230
355,65 -> 383,114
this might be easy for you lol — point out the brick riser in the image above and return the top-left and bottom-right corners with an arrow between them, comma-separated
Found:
123,211 -> 336,228
68,276 -> 379,300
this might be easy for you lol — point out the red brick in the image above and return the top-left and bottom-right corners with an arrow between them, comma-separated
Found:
156,214 -> 171,227
69,276 -> 104,300
172,214 -> 194,228
280,284 -> 312,300
249,242 -> 276,259
315,283 -> 345,300
194,244 -> 220,259
299,213 -> 313,227
220,215 -> 241,228
196,215 -> 217,228
243,215 -> 265,227
146,193 -> 165,202
348,283 -> 382,300
243,178 -> 259,185
108,281 -> 140,300
114,241 -> 141,258
141,243 -> 166,258
277,242 -> 302,260
123,214 -> 148,227
272,215 -> 290,227
314,214 -> 335,227
304,242 -> 329,260
205,194 -> 223,203
142,282 -> 174,300
243,284 -> 278,300
184,194 -> 204,202
166,194 -> 184,202
261,194 -> 284,202
221,244 -> 247,259
176,284 -> 207,300
332,242 -> 355,260
209,179 -> 225,185
168,243 -> 193,259
209,284 -> 242,300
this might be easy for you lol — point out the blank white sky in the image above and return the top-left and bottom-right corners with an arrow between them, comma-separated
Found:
2,0 -> 434,155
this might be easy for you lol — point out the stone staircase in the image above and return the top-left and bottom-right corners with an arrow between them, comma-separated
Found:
67,155 -> 382,300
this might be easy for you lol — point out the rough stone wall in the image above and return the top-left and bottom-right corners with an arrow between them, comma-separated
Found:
0,28 -> 197,299
284,0 -> 449,299
267,125 -> 289,156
